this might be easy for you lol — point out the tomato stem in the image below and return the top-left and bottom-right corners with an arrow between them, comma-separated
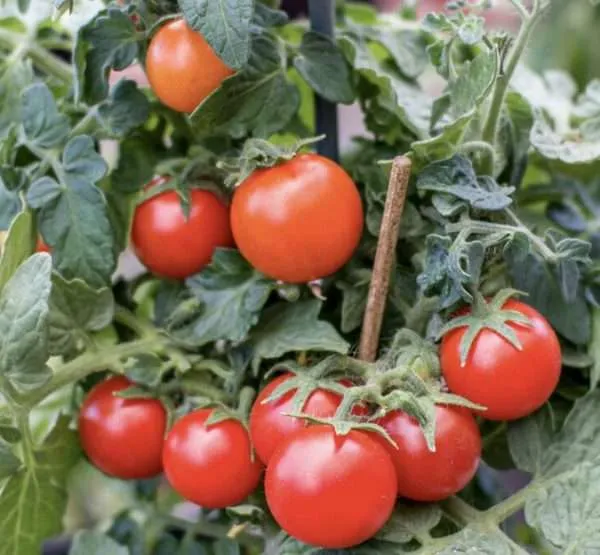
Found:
358,156 -> 412,362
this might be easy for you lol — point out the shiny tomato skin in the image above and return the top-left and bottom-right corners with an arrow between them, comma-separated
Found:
265,425 -> 397,548
231,154 -> 364,283
440,299 -> 561,421
376,406 -> 481,502
78,376 -> 166,479
163,409 -> 263,508
249,373 -> 367,464
131,178 -> 234,280
146,18 -> 234,113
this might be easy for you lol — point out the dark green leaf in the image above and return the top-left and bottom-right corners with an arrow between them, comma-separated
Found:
248,300 -> 349,371
179,0 -> 254,71
21,83 -> 69,149
417,155 -> 514,212
0,254 -> 52,393
190,33 -> 299,138
125,353 -> 165,388
0,439 -> 21,479
37,136 -> 116,287
74,7 -> 140,104
0,210 -> 35,292
293,31 -> 355,104
97,79 -> 151,137
170,249 -> 274,347
70,531 -> 129,555
48,274 -> 114,356
252,2 -> 288,28
377,504 -> 442,543
110,135 -> 162,194
26,177 -> 62,209
213,539 -> 241,555
0,417 -> 81,555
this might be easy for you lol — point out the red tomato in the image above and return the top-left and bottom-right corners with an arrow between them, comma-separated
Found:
265,425 -> 397,548
162,409 -> 263,508
131,177 -> 234,280
376,406 -> 481,502
249,373 -> 367,464
146,18 -> 235,113
440,299 -> 561,421
231,154 -> 364,283
78,376 -> 166,479
36,238 -> 51,253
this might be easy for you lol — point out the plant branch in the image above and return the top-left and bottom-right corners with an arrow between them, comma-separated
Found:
358,156 -> 412,362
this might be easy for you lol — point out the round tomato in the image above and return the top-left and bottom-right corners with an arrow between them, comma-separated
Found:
146,18 -> 234,113
249,373 -> 367,464
231,154 -> 364,283
78,376 -> 166,479
265,425 -> 397,548
131,177 -> 234,280
440,299 -> 561,421
163,409 -> 263,508
376,406 -> 481,502
36,238 -> 51,253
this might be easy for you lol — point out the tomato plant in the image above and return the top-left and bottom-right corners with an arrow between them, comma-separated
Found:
131,177 -> 234,279
78,376 -> 166,479
265,425 -> 397,548
162,408 -> 263,508
376,406 -> 482,501
1,0 -> 600,553
231,153 -> 364,283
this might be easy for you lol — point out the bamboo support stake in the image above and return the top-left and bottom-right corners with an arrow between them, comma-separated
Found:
358,156 -> 412,362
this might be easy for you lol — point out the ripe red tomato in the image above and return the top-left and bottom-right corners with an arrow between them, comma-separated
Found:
249,373 -> 367,464
162,409 -> 263,508
146,18 -> 234,113
36,238 -> 50,253
131,177 -> 234,280
78,376 -> 166,479
440,299 -> 561,420
231,154 -> 364,283
376,406 -> 481,502
265,425 -> 397,548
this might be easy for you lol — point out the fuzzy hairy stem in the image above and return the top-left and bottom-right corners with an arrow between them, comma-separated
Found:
358,156 -> 412,362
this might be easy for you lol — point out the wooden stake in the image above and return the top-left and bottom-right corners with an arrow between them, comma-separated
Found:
358,156 -> 412,362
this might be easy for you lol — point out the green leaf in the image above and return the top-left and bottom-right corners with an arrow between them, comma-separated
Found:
0,182 -> 22,230
110,135 -> 162,194
248,300 -> 349,372
190,33 -> 299,138
0,416 -> 81,555
37,136 -> 116,287
0,210 -> 35,292
293,31 -> 355,105
21,83 -> 69,149
0,60 -> 33,142
213,539 -> 241,555
70,531 -> 129,555
0,439 -> 21,479
26,177 -> 62,209
417,155 -> 514,212
436,528 -> 514,554
377,504 -> 442,543
48,274 -> 114,356
589,309 -> 600,390
0,254 -> 52,393
97,79 -> 151,137
179,0 -> 254,71
74,7 -> 140,105
170,249 -> 274,347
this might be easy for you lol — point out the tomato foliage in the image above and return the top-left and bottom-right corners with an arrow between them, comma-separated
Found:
1,0 -> 600,554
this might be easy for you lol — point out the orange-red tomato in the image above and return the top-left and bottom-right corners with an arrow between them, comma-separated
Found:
146,18 -> 234,113
131,177 -> 234,280
231,154 -> 364,283
376,406 -> 481,502
163,409 -> 263,508
36,238 -> 51,253
78,376 -> 166,479
440,299 -> 561,421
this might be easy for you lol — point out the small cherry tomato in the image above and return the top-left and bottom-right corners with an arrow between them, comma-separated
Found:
78,376 -> 166,479
440,299 -> 561,421
249,373 -> 367,464
265,425 -> 397,548
163,409 -> 263,508
231,153 -> 364,283
131,177 -> 234,280
376,406 -> 481,502
146,18 -> 235,113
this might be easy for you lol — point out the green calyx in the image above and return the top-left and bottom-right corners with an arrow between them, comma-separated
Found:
438,288 -> 532,367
